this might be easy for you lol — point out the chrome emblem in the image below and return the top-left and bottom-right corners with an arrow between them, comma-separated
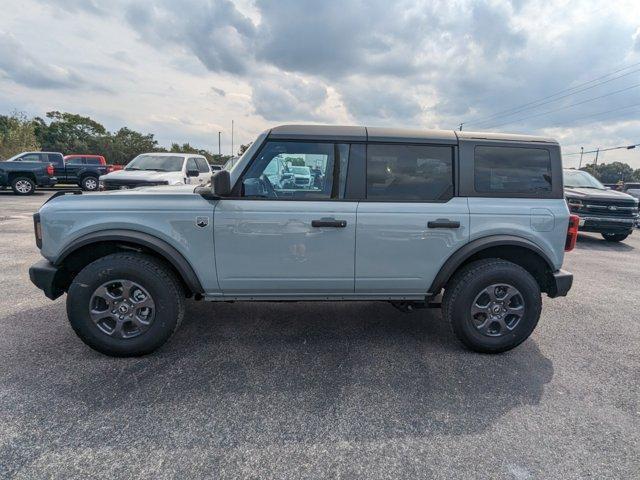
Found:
196,216 -> 209,228
608,205 -> 618,211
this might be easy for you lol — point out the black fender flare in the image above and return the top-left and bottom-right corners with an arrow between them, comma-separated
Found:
56,229 -> 204,294
428,235 -> 555,295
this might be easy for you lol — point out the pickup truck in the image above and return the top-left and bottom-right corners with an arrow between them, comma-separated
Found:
6,152 -> 108,191
0,156 -> 57,194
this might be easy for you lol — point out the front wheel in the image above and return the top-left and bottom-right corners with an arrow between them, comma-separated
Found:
11,177 -> 35,195
443,259 -> 542,354
80,175 -> 99,191
602,233 -> 629,242
67,252 -> 185,357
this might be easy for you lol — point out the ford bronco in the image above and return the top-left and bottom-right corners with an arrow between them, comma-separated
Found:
29,125 -> 576,357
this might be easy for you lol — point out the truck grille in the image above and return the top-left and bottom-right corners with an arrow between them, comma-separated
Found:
581,199 -> 638,218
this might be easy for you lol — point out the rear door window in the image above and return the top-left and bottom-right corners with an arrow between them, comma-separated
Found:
474,146 -> 551,194
366,144 -> 453,202
85,157 -> 102,165
66,157 -> 84,165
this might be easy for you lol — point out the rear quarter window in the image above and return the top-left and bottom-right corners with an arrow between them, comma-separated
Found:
474,146 -> 552,194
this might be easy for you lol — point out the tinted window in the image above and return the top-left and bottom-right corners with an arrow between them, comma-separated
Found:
366,144 -> 453,201
85,157 -> 102,165
186,158 -> 198,171
475,146 -> 551,194
241,141 -> 343,199
195,158 -> 209,173
20,154 -> 42,162
66,157 -> 84,165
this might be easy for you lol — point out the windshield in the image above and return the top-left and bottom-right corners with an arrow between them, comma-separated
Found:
125,155 -> 184,172
563,170 -> 606,190
291,166 -> 310,175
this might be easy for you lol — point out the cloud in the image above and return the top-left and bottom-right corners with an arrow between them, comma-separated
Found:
123,0 -> 256,75
0,32 -> 82,89
251,74 -> 329,121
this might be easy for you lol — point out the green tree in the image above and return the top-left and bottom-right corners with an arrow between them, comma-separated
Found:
238,143 -> 252,156
581,162 -> 635,183
0,111 -> 40,159
33,111 -> 107,154
284,156 -> 306,166
103,127 -> 160,165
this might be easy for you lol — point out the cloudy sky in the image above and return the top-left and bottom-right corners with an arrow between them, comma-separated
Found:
1,0 -> 639,167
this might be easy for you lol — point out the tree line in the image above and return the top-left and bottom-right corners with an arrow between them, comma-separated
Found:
1,110 -> 638,181
0,111 -> 246,165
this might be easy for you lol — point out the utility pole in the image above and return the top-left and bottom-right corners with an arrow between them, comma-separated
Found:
578,146 -> 584,169
231,120 -> 234,157
594,148 -> 600,165
458,123 -> 463,131
218,131 -> 221,156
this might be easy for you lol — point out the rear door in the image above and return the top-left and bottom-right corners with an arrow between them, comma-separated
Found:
214,140 -> 356,296
355,143 -> 470,295
64,156 -> 85,182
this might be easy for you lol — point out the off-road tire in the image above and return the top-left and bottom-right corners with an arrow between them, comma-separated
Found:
67,252 -> 185,357
442,259 -> 542,354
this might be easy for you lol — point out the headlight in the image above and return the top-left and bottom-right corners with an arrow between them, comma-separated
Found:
566,198 -> 583,209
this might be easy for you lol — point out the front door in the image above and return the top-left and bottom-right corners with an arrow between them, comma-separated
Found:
214,140 -> 356,296
355,143 -> 470,295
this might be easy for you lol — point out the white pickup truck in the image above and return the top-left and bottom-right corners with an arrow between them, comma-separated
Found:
99,152 -> 213,190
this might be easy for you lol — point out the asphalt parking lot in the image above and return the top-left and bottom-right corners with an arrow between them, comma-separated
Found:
1,190 -> 638,479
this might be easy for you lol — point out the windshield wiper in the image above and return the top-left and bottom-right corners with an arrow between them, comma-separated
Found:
146,168 -> 168,172
126,167 -> 140,171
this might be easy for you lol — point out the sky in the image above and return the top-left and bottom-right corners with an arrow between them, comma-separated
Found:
0,0 -> 639,168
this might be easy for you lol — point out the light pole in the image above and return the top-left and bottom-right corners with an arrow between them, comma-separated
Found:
218,131 -> 221,156
578,146 -> 584,169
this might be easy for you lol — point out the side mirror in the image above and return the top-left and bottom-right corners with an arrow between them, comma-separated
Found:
186,169 -> 200,177
212,169 -> 231,196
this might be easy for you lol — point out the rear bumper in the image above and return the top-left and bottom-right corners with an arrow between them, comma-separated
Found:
548,269 -> 573,298
29,259 -> 64,300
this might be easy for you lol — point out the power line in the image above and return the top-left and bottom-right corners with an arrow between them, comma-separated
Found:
461,61 -> 640,128
482,82 -> 640,129
564,143 -> 639,156
547,101 -> 640,128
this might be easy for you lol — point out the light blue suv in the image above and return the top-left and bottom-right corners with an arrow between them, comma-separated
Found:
29,125 -> 576,356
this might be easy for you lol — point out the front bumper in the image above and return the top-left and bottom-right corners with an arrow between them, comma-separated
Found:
29,259 -> 64,300
577,215 -> 637,234
548,269 -> 573,298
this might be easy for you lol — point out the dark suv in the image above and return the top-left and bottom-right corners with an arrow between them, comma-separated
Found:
564,169 -> 639,242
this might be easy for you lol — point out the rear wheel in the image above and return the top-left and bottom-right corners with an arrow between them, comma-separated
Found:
11,177 -> 35,195
443,259 -> 542,353
80,175 -> 99,191
602,233 -> 629,242
67,252 -> 185,357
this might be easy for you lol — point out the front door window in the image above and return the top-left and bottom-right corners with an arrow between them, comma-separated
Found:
240,142 -> 338,199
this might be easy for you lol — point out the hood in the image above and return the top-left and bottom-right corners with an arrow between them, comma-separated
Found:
102,184 -> 198,195
99,169 -> 182,182
564,187 -> 637,202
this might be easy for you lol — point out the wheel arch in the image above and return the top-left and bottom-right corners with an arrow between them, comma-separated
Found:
429,235 -> 557,297
55,230 -> 204,296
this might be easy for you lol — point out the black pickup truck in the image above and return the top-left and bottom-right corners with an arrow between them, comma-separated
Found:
564,169 -> 639,242
4,151 -> 108,191
0,156 -> 57,195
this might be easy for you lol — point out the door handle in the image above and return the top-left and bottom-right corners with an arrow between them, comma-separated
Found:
427,219 -> 460,229
311,218 -> 347,228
